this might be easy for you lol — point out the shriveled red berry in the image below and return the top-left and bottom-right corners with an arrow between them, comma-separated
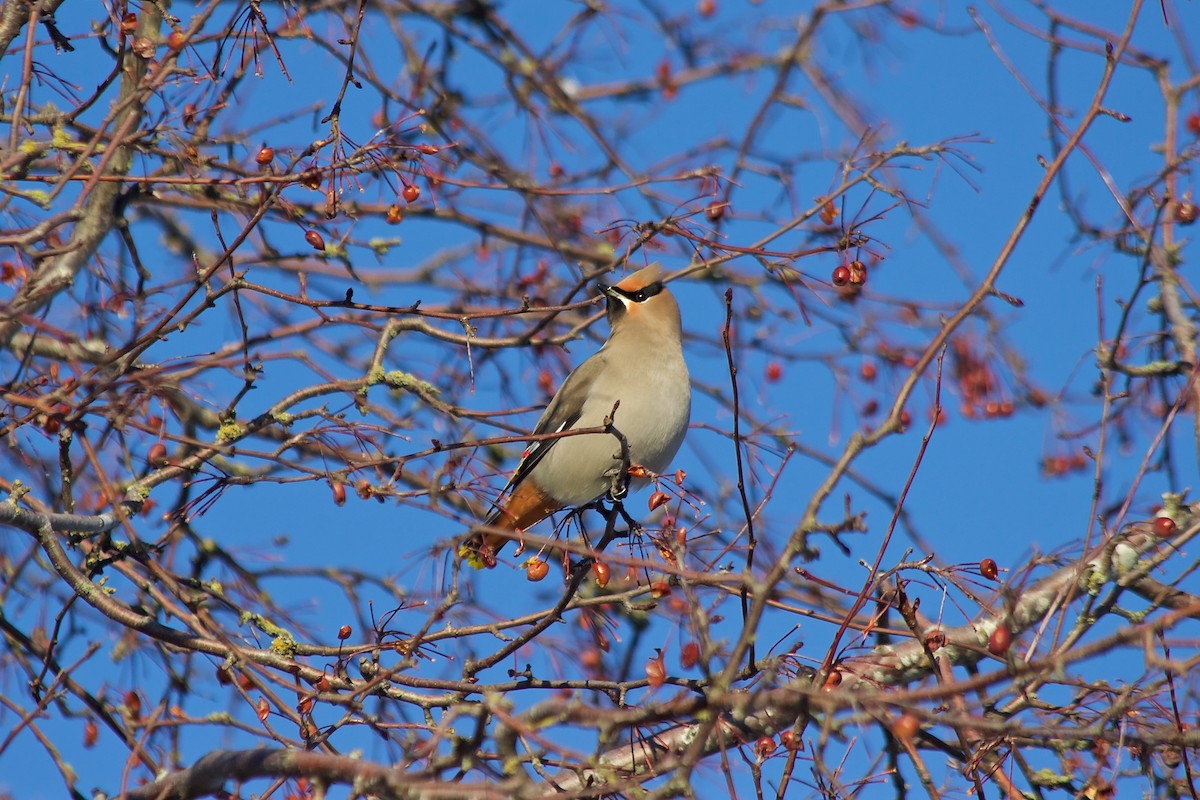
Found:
1175,200 -> 1197,225
300,169 -> 322,189
83,718 -> 99,748
650,581 -> 671,598
131,37 -> 155,59
645,653 -> 666,688
706,202 -> 725,221
818,199 -> 837,225
680,641 -> 699,668
330,481 -> 346,506
924,630 -> 946,651
385,204 -> 403,224
648,491 -> 671,511
124,690 -> 142,718
120,12 -> 138,33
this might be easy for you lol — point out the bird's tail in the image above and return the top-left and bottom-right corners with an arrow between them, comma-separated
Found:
459,509 -> 511,569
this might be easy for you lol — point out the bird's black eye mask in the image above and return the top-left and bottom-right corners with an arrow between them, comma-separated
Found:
597,280 -> 664,304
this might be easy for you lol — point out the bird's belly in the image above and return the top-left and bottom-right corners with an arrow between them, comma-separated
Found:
530,370 -> 690,507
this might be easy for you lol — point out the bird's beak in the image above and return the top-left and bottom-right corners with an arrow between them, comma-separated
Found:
596,282 -> 615,299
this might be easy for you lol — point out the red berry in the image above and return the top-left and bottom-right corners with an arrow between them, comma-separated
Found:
680,641 -> 699,668
987,624 -> 1012,656
1187,112 -> 1200,136
166,29 -> 186,50
305,230 -> 325,251
765,361 -> 783,382
385,204 -> 403,224
892,713 -> 920,741
648,491 -> 671,511
697,0 -> 716,17
832,265 -> 851,286
1153,516 -> 1177,537
124,690 -> 142,718
592,560 -> 611,588
755,736 -> 776,758
980,558 -> 998,580
706,201 -> 725,221
83,718 -> 99,748
402,184 -> 420,203
525,558 -> 549,581
255,147 -> 274,165
860,362 -> 877,382
337,625 -> 352,640
925,630 -> 946,651
148,442 -> 168,466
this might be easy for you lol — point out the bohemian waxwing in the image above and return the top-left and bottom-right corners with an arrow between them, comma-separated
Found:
462,264 -> 691,568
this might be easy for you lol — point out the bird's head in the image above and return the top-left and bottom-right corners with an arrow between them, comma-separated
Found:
597,264 -> 682,337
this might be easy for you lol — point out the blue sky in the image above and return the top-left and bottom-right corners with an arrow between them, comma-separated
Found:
2,1 -> 1197,797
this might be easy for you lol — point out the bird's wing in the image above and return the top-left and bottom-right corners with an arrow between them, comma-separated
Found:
494,351 -> 608,501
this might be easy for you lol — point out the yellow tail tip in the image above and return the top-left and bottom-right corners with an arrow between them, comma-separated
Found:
459,542 -> 488,570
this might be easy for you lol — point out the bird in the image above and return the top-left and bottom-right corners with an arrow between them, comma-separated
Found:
462,264 -> 691,569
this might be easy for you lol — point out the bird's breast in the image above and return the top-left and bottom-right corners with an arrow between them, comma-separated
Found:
531,351 -> 690,507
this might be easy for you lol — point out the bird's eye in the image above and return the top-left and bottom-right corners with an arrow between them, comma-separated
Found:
628,281 -> 663,303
